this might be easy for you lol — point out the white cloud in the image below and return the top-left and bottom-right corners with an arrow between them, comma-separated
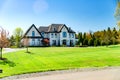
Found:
33,0 -> 48,14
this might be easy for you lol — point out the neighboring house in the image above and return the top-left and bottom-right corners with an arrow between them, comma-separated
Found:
23,24 -> 76,46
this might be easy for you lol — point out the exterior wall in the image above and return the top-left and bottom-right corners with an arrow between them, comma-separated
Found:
42,33 -> 48,38
28,38 -> 42,46
48,26 -> 76,46
49,33 -> 60,46
25,26 -> 42,46
69,33 -> 76,46
26,27 -> 41,37
59,26 -> 75,46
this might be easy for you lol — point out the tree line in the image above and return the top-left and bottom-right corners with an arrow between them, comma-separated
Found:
76,27 -> 120,47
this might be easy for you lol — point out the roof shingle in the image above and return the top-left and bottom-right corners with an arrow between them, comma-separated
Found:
38,24 -> 75,33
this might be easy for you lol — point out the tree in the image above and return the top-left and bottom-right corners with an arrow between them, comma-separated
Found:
9,35 -> 15,46
22,36 -> 29,53
115,1 -> 120,28
111,27 -> 118,44
0,28 -> 9,59
83,38 -> 88,46
13,27 -> 23,48
94,39 -> 100,46
88,39 -> 94,46
42,38 -> 49,46
77,32 -> 83,46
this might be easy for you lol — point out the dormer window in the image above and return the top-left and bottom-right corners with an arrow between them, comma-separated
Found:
54,28 -> 56,31
32,31 -> 35,36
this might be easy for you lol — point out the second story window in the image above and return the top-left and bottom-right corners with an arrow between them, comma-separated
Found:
32,31 -> 35,36
72,34 -> 74,38
41,32 -> 44,37
54,28 -> 56,31
63,32 -> 67,38
55,33 -> 57,38
69,33 -> 71,38
51,33 -> 53,38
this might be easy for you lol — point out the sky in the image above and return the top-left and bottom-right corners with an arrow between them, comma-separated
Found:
0,0 -> 117,35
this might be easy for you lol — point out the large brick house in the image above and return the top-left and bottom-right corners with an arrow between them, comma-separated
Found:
23,24 -> 76,46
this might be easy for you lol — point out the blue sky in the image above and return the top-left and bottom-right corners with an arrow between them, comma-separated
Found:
0,0 -> 117,35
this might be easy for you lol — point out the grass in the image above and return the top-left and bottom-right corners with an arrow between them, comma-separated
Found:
0,45 -> 120,78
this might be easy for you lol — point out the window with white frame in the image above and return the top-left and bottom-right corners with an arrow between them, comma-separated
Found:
63,32 -> 67,38
32,31 -> 35,36
38,39 -> 40,45
54,28 -> 56,31
41,32 -> 44,37
55,33 -> 57,38
32,39 -> 35,46
69,33 -> 71,38
72,34 -> 74,38
51,33 -> 53,38
52,40 -> 56,45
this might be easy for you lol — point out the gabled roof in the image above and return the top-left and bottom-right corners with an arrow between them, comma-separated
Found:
68,27 -> 76,33
39,26 -> 49,33
23,24 -> 43,38
48,24 -> 64,32
24,24 -> 75,37
38,24 -> 75,33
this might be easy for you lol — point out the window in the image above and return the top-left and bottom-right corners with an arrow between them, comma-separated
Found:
32,39 -> 35,46
38,39 -> 40,46
69,33 -> 71,38
55,33 -> 57,38
70,40 -> 73,46
38,39 -> 40,41
32,39 -> 35,41
72,34 -> 74,38
32,31 -> 35,36
51,33 -> 53,38
52,40 -> 56,45
63,32 -> 67,37
54,28 -> 56,31
41,32 -> 44,37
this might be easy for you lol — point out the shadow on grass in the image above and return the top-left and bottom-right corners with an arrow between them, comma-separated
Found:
0,58 -> 16,67
25,51 -> 34,54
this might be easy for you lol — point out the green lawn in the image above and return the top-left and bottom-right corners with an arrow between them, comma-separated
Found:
0,45 -> 120,78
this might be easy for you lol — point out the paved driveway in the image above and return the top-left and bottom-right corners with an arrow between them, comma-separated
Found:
3,48 -> 25,53
1,67 -> 119,80
16,68 -> 120,80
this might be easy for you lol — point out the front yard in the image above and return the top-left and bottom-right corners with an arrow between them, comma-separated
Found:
0,45 -> 120,78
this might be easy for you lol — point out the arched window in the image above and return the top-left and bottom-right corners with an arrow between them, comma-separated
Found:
63,32 -> 67,37
32,31 -> 35,36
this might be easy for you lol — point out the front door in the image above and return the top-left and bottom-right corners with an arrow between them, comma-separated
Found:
63,40 -> 67,45
70,40 -> 73,46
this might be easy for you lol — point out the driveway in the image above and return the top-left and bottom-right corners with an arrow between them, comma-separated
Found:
3,48 -> 25,54
1,67 -> 120,80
